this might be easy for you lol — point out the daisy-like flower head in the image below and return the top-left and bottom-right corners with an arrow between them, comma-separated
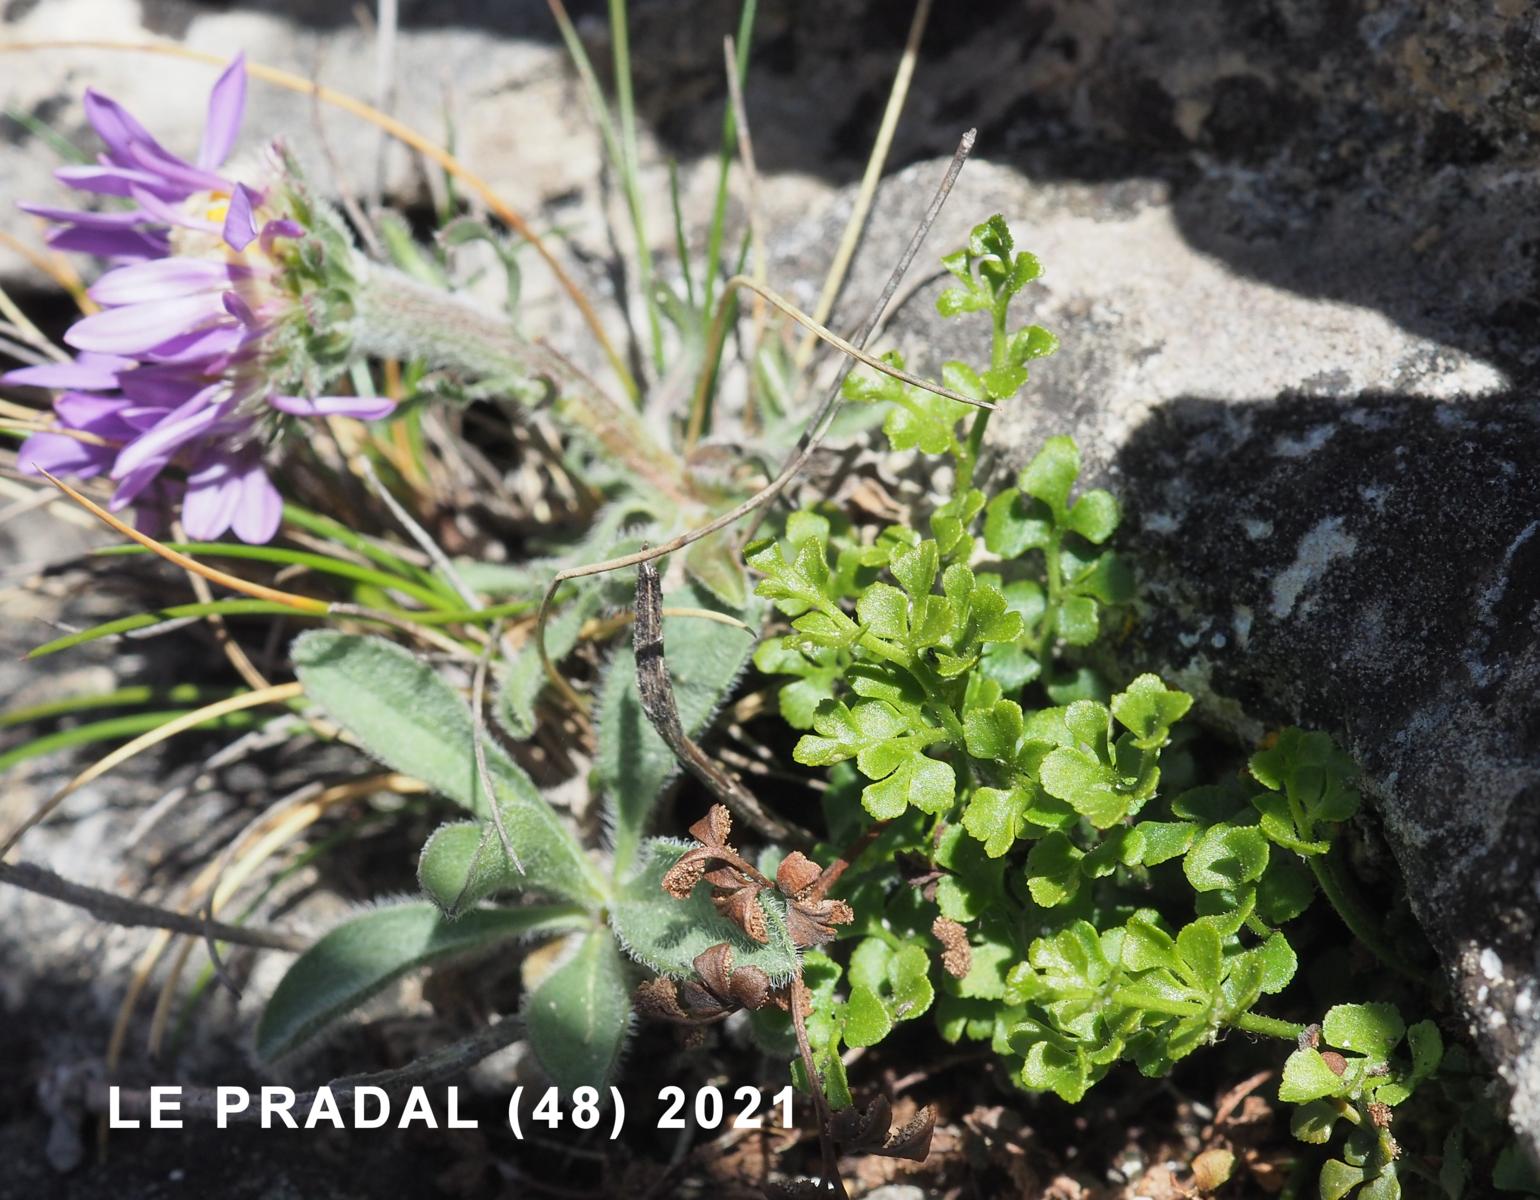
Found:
4,55 -> 393,543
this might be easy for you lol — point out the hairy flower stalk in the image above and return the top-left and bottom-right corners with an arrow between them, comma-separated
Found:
345,265 -> 691,503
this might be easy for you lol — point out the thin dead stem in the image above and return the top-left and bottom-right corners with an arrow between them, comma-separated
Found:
632,556 -> 813,846
0,862 -> 305,952
685,270 -> 992,451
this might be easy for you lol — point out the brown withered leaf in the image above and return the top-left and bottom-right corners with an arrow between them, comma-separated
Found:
633,978 -> 690,1022
677,978 -> 733,1019
830,1095 -> 892,1149
633,944 -> 773,1024
694,943 -> 771,1011
690,804 -> 733,851
829,1096 -> 935,1162
775,851 -> 823,898
771,848 -> 853,948
1191,1147 -> 1236,1192
661,851 -> 709,899
713,883 -> 769,943
881,1106 -> 936,1161
784,896 -> 853,948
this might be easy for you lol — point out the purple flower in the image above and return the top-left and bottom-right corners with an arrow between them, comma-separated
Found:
4,55 -> 393,543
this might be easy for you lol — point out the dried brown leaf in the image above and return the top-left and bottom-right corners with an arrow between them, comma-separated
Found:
713,885 -> 769,943
775,851 -> 822,898
633,978 -> 689,1022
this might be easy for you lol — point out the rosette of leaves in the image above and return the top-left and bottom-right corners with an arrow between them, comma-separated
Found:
256,588 -> 798,1093
1281,1004 -> 1444,1200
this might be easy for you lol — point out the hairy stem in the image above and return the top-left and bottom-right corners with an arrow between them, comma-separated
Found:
350,266 -> 690,501
1035,530 -> 1064,674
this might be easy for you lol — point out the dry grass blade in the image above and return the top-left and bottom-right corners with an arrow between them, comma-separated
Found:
0,277 -> 67,361
172,518 -> 273,693
722,35 -> 768,347
0,38 -> 634,397
686,271 -> 992,450
39,468 -> 476,659
37,470 -> 328,612
117,775 -> 424,1069
0,682 -> 304,860
796,0 -> 933,370
0,228 -> 93,312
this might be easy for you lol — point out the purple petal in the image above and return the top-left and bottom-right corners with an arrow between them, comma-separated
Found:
182,457 -> 243,540
268,395 -> 398,420
89,258 -> 235,306
109,459 -> 169,507
259,219 -> 305,254
231,460 -> 281,544
118,405 -> 176,433
54,391 -> 136,433
121,141 -> 228,196
16,431 -> 112,477
82,89 -> 168,164
116,367 -> 205,407
44,225 -> 170,261
141,323 -> 248,366
1,353 -> 133,390
54,162 -> 185,200
198,54 -> 247,170
64,293 -> 229,355
127,184 -> 219,234
222,289 -> 258,326
221,183 -> 259,251
19,202 -> 155,228
110,385 -> 229,479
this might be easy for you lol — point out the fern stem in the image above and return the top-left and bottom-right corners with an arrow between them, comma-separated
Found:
1309,851 -> 1427,984
1232,1011 -> 1304,1041
956,296 -> 1009,490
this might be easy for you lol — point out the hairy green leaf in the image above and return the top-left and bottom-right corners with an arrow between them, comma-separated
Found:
523,929 -> 632,1091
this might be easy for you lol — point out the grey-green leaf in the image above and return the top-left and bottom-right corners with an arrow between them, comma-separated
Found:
293,631 -> 495,813
257,901 -> 584,1060
417,805 -> 602,913
296,632 -> 602,904
522,929 -> 632,1092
